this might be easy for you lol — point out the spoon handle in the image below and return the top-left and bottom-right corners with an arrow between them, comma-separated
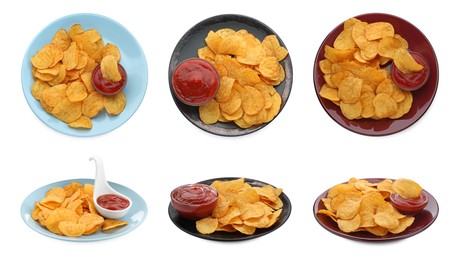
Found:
90,156 -> 107,197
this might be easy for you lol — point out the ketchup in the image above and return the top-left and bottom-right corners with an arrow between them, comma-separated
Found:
172,184 -> 217,205
172,58 -> 219,106
97,194 -> 130,211
391,52 -> 429,91
389,191 -> 428,215
92,64 -> 127,95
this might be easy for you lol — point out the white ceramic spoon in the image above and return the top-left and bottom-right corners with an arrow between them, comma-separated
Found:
90,156 -> 132,219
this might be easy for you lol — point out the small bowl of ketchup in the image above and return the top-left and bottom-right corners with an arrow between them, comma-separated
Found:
391,51 -> 429,92
170,183 -> 219,220
389,190 -> 429,215
92,63 -> 127,95
172,58 -> 220,106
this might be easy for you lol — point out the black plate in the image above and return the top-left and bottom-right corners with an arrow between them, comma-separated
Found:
168,177 -> 292,241
168,14 -> 293,136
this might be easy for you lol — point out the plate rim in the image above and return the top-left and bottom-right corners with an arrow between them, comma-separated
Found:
168,176 -> 292,241
313,12 -> 439,136
21,12 -> 148,137
168,13 -> 293,137
20,178 -> 148,242
313,177 -> 439,241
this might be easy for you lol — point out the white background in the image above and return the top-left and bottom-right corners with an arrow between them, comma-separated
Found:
2,0 -> 458,258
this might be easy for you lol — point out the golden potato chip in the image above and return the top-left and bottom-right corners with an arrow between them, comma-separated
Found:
104,92 -> 126,115
30,44 -> 56,70
101,43 -> 121,61
338,76 -> 362,104
337,213 -> 361,233
52,98 -> 82,123
199,99 -> 220,125
324,45 -> 355,63
58,221 -> 86,237
82,91 -> 105,118
102,219 -> 129,230
100,55 -> 122,82
44,208 -> 79,235
219,89 -> 241,115
240,85 -> 264,115
393,48 -> 424,74
66,81 -> 88,102
62,42 -> 79,70
68,115 -> 92,129
214,76 -> 235,102
373,93 -> 397,119
365,22 -> 394,41
392,178 -> 423,199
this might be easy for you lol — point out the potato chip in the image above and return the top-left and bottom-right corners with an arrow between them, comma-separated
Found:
102,219 -> 129,230
100,55 -> 122,82
199,99 -> 220,125
66,81 -> 88,102
82,91 -> 104,118
58,221 -> 86,237
392,178 -> 422,199
104,92 -> 126,115
373,93 -> 397,119
44,208 -> 80,235
68,115 -> 92,129
52,98 -> 82,123
365,22 -> 394,41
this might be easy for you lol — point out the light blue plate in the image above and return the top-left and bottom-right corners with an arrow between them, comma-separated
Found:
21,13 -> 148,137
20,178 -> 148,242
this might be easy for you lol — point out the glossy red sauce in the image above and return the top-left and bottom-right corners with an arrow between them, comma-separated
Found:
172,58 -> 219,106
92,64 -> 127,95
391,52 -> 429,91
97,194 -> 130,211
390,191 -> 428,215
172,184 -> 217,205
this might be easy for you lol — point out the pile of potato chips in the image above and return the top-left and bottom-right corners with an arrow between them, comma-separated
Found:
195,178 -> 283,235
317,178 -> 417,236
197,28 -> 288,128
30,24 -> 126,129
32,181 -> 128,237
318,18 -> 422,120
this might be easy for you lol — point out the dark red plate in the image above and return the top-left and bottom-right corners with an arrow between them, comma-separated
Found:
313,13 -> 439,136
313,178 -> 439,241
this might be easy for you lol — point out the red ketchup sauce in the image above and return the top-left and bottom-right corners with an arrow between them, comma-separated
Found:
391,52 -> 429,91
172,58 -> 219,106
171,183 -> 218,220
92,64 -> 127,95
389,191 -> 428,215
97,194 -> 130,211
172,184 -> 217,205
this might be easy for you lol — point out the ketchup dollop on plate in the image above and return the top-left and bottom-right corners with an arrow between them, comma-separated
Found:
391,51 -> 429,91
92,64 -> 127,95
172,58 -> 219,106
